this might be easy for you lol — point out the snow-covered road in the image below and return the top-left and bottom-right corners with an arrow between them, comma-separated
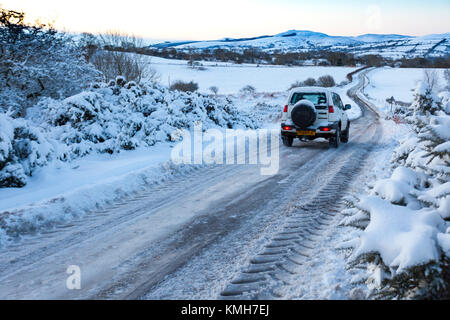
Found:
0,71 -> 383,299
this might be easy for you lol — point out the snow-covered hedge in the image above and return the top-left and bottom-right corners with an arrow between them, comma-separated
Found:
0,78 -> 258,187
0,114 -> 53,187
340,81 -> 450,299
0,8 -> 100,116
35,78 -> 257,160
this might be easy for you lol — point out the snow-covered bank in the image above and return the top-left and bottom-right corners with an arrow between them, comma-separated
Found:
340,72 -> 450,299
333,117 -> 408,298
0,146 -> 176,213
0,146 -> 198,245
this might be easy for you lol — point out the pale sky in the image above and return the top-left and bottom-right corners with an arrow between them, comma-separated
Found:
3,0 -> 450,41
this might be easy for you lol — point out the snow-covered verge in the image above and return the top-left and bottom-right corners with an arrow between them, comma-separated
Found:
1,78 -> 258,186
340,79 -> 450,299
0,147 -> 203,245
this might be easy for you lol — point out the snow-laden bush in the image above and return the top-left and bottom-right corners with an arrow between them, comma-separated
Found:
0,113 -> 53,187
33,78 -> 257,161
169,80 -> 199,92
406,82 -> 443,133
0,7 -> 99,116
240,85 -> 256,95
317,75 -> 336,87
341,80 -> 450,299
1,78 -> 257,187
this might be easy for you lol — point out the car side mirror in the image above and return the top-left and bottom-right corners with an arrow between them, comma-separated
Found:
344,104 -> 351,110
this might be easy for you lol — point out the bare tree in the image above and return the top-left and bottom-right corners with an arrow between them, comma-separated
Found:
209,86 -> 219,95
78,32 -> 99,61
423,69 -> 439,91
90,30 -> 158,83
317,75 -> 335,87
240,85 -> 256,95
303,78 -> 317,86
100,30 -> 143,50
288,81 -> 304,90
443,69 -> 450,90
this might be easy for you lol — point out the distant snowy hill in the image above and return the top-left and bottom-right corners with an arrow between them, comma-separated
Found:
354,33 -> 412,42
149,30 -> 450,58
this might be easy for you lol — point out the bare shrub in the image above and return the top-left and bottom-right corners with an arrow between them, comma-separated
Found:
289,78 -> 318,90
338,80 -> 350,87
78,32 -> 99,62
317,75 -> 336,87
444,69 -> 450,90
187,60 -> 199,67
303,78 -> 317,86
91,30 -> 158,83
169,80 -> 199,92
90,51 -> 157,83
100,30 -> 143,49
240,85 -> 256,95
209,86 -> 219,95
188,60 -> 207,71
423,69 -> 439,91
288,81 -> 304,90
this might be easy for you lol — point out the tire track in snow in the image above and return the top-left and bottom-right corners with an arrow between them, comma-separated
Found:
218,76 -> 382,299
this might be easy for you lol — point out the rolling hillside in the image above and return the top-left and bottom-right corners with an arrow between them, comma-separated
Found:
149,30 -> 450,58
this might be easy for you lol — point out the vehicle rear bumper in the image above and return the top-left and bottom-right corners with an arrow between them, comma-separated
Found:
280,122 -> 338,139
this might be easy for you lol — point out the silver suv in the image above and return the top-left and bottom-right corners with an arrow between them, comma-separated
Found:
280,87 -> 351,148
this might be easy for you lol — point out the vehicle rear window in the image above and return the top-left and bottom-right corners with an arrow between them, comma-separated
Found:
290,92 -> 327,105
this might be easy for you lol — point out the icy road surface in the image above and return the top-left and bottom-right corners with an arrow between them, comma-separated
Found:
0,71 -> 382,299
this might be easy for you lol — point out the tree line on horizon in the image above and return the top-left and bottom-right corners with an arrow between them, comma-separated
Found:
89,37 -> 450,69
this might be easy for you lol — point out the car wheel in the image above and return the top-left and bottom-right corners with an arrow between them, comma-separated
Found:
282,136 -> 294,147
341,122 -> 350,143
329,127 -> 340,148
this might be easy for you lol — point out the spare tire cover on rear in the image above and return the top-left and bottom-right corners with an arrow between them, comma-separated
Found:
291,99 -> 317,128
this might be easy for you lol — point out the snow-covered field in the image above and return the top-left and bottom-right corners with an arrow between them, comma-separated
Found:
149,55 -> 362,119
149,56 -> 357,94
363,67 -> 447,114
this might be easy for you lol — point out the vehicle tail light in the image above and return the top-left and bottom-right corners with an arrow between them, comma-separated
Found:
321,127 -> 331,131
282,126 -> 292,131
283,105 -> 288,112
328,105 -> 334,113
